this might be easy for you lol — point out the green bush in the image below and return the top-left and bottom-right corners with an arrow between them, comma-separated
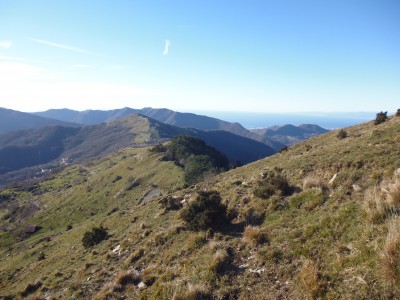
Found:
163,135 -> 229,185
184,155 -> 217,185
374,111 -> 387,125
180,191 -> 228,231
82,226 -> 108,248
150,143 -> 167,153
253,169 -> 293,199
337,129 -> 347,139
279,146 -> 288,153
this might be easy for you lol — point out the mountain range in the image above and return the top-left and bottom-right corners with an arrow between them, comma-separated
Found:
251,123 -> 329,146
0,107 -> 78,134
0,113 -> 275,186
34,107 -> 285,150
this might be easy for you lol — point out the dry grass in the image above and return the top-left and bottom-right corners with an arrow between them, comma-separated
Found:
302,175 -> 325,191
364,179 -> 400,223
364,187 -> 387,223
382,218 -> 400,289
209,249 -> 231,274
242,225 -> 269,247
385,180 -> 400,211
172,285 -> 212,300
298,260 -> 327,299
114,270 -> 141,286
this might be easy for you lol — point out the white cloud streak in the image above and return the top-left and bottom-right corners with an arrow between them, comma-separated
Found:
163,39 -> 171,56
30,38 -> 101,55
0,40 -> 12,49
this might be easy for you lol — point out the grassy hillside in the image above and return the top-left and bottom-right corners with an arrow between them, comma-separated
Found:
1,115 -> 400,299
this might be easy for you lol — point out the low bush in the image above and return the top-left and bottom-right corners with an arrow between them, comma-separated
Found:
114,270 -> 141,286
159,195 -> 182,211
375,111 -> 388,125
337,129 -> 348,139
82,226 -> 108,248
279,146 -> 288,153
180,191 -> 228,231
244,207 -> 265,226
150,143 -> 167,153
253,169 -> 294,199
20,281 -> 43,297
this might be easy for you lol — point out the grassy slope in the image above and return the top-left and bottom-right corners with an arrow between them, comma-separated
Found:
1,116 -> 400,299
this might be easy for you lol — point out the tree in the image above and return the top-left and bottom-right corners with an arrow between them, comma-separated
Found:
337,129 -> 347,139
374,111 -> 388,125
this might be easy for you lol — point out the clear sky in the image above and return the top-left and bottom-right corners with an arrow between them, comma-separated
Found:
0,0 -> 399,113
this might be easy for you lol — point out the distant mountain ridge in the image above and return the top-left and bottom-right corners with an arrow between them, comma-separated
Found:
34,107 -> 284,150
0,107 -> 78,134
0,114 -> 275,186
251,123 -> 329,146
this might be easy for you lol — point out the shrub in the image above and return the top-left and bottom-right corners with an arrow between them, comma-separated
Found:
112,175 -> 122,183
38,251 -> 46,261
244,207 -> 265,225
243,226 -> 269,247
337,129 -> 347,139
163,135 -> 229,185
382,218 -> 400,289
279,146 -> 288,153
114,270 -> 141,286
184,155 -> 217,185
150,143 -> 167,153
82,226 -> 108,248
253,169 -> 293,199
396,109 -> 400,117
180,191 -> 228,231
159,196 -> 182,211
375,111 -> 388,125
20,281 -> 43,297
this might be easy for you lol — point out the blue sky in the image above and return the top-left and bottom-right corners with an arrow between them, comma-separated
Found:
0,0 -> 399,113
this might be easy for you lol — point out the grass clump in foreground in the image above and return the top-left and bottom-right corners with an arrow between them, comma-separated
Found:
382,218 -> 400,290
363,177 -> 400,223
242,225 -> 269,247
180,190 -> 229,231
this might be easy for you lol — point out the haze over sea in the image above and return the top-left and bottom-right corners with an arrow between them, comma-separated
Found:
195,111 -> 378,130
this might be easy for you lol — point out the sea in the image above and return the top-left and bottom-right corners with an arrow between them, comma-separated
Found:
193,111 -> 378,130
